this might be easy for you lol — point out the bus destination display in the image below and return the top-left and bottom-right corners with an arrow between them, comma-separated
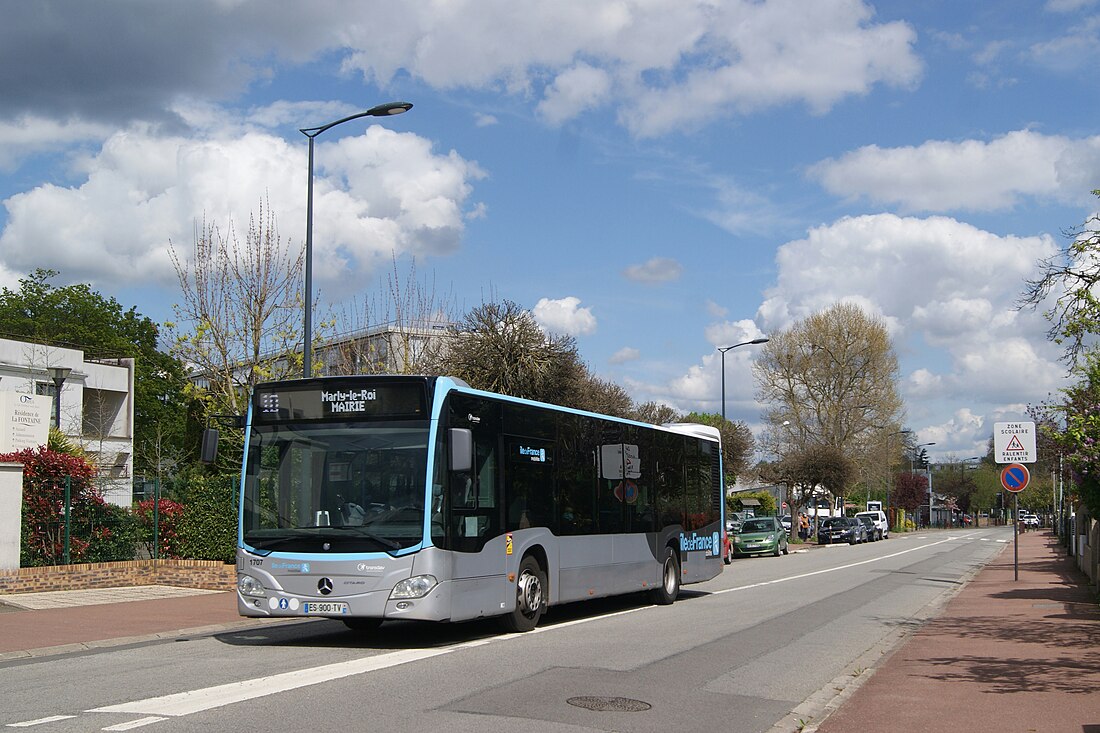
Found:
253,381 -> 426,422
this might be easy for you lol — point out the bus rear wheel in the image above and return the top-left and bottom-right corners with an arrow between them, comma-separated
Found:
650,546 -> 680,605
502,555 -> 546,633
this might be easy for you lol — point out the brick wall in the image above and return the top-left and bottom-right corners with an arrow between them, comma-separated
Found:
0,559 -> 235,594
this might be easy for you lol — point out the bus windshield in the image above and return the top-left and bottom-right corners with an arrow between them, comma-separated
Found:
242,421 -> 430,553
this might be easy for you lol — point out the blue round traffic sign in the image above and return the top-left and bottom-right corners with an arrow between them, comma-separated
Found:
1000,463 -> 1029,493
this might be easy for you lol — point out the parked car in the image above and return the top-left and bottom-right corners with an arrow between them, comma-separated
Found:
731,516 -> 789,557
722,530 -> 734,565
856,514 -> 879,541
1022,514 -> 1039,528
856,510 -> 888,539
818,516 -> 866,545
780,515 -> 792,533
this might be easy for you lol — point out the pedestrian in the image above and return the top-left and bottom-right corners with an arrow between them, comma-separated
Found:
798,513 -> 809,540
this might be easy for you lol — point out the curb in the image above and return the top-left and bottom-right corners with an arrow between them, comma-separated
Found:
769,535 -> 1005,733
0,616 -> 307,663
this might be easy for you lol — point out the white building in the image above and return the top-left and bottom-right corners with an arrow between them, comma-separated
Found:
0,337 -> 135,506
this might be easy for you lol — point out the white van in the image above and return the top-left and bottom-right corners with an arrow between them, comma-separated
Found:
856,510 -> 889,540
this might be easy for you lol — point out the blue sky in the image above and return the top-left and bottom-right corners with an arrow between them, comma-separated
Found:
2,0 -> 1099,462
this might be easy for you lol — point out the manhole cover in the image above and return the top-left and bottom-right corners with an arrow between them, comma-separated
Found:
566,696 -> 651,712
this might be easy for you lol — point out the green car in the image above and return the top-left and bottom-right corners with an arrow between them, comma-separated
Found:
732,516 -> 789,557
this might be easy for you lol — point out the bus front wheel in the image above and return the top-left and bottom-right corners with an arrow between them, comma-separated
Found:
502,555 -> 546,633
650,546 -> 680,605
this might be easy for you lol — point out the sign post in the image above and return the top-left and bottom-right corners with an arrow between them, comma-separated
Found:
1000,462 -> 1030,581
995,422 -> 1035,582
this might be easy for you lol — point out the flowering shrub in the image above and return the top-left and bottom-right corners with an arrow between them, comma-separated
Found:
0,446 -> 126,566
134,498 -> 186,558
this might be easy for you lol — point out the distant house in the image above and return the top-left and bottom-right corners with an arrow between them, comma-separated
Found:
0,337 -> 135,507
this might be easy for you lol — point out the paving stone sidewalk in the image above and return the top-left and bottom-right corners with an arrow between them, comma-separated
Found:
810,530 -> 1100,733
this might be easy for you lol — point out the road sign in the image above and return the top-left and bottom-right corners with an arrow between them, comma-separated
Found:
994,422 -> 1036,463
1000,463 -> 1030,493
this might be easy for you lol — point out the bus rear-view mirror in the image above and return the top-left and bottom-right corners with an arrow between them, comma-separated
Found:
449,428 -> 473,472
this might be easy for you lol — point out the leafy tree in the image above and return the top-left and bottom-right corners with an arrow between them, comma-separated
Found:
682,412 -> 755,485
0,269 -> 189,477
892,470 -> 928,514
1044,352 -> 1100,517
728,490 -> 776,516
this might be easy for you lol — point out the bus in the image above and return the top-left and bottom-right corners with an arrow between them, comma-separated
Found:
224,374 -> 725,633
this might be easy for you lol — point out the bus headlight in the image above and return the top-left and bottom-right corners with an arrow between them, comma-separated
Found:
237,574 -> 266,598
390,575 -> 437,599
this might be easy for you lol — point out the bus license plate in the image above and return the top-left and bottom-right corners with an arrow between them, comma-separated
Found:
303,601 -> 349,615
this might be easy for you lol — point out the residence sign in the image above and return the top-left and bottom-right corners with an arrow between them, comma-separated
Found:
993,421 -> 1036,464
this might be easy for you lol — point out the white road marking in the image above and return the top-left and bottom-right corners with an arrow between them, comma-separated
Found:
101,717 -> 167,730
6,716 -> 77,728
89,647 -> 453,717
714,535 -> 965,596
69,531 -> 996,723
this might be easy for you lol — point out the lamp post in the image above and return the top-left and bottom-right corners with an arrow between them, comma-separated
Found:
48,366 -> 72,431
718,338 -> 768,422
300,101 -> 413,378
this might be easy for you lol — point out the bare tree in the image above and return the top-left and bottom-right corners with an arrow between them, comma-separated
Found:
423,299 -> 581,402
1019,190 -> 1100,363
167,197 -> 304,417
327,256 -> 456,375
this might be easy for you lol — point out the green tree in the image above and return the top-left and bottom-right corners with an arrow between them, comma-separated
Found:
0,269 -> 189,478
682,412 -> 755,485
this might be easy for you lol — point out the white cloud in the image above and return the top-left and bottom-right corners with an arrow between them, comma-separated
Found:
642,213 -> 1065,452
0,123 -> 485,298
623,256 -> 683,284
610,346 -> 640,364
0,116 -> 112,171
334,0 -> 921,137
532,296 -> 597,336
808,129 -> 1100,212
537,63 -> 612,125
705,300 -> 728,318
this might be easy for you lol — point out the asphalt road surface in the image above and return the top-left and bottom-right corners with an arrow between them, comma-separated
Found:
0,526 -> 1011,733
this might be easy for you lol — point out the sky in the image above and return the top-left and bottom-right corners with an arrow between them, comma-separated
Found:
2,0 -> 1099,463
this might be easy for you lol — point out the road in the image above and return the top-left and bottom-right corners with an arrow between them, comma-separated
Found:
0,526 -> 1011,733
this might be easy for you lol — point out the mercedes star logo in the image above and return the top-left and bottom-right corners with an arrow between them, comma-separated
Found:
317,577 -> 333,595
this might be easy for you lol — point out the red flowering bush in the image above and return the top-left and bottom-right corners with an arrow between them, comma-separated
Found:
1,446 -> 103,565
134,498 -> 186,558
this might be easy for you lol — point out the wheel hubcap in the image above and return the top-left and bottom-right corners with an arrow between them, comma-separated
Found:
517,571 -> 542,616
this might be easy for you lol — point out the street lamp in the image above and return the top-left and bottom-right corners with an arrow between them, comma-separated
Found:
718,338 -> 769,422
47,366 -> 72,431
300,101 -> 413,377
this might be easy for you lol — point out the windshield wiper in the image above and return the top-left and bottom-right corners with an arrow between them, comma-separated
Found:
324,526 -> 402,550
247,527 -> 401,552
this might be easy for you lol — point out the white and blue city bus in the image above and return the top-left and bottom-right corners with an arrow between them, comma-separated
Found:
230,375 -> 724,633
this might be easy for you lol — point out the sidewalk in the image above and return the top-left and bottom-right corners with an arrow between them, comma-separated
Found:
811,530 -> 1100,733
0,586 -> 289,661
